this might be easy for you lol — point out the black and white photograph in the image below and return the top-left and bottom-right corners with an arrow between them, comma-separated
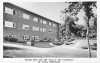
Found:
3,1 -> 97,58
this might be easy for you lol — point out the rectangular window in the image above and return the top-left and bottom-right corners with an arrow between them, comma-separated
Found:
39,28 -> 46,32
40,28 -> 43,32
22,13 -> 30,19
32,26 -> 39,31
32,36 -> 35,40
33,17 -> 38,22
5,7 -> 13,15
43,28 -> 46,32
53,24 -> 56,27
22,24 -> 30,30
23,35 -> 30,41
43,20 -> 47,24
48,29 -> 53,32
35,36 -> 40,41
40,19 -> 43,23
49,22 -> 52,26
4,21 -> 16,28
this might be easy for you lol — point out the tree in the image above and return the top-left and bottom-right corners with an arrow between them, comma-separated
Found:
61,2 -> 84,38
62,1 -> 97,57
82,2 -> 97,57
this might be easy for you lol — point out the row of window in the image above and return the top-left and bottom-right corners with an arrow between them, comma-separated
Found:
7,33 -> 40,41
4,7 -> 57,27
4,21 -> 56,32
23,35 -> 39,41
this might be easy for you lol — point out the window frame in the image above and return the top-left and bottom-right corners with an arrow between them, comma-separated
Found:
33,16 -> 38,22
43,20 -> 47,24
40,28 -> 43,32
22,13 -> 30,20
42,28 -> 46,32
22,24 -> 30,30
53,24 -> 57,27
49,22 -> 52,26
40,18 -> 43,24
32,26 -> 39,31
35,36 -> 40,41
23,35 -> 30,41
4,21 -> 16,28
5,7 -> 14,15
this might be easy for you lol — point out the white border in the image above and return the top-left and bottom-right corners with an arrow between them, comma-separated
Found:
1,0 -> 99,63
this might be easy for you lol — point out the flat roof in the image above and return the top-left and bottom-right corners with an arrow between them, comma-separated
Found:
4,2 -> 60,25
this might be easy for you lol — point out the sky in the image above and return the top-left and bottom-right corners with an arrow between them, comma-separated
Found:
9,2 -> 96,26
10,2 -> 69,23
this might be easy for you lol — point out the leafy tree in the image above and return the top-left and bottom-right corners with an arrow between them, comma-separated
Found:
82,2 -> 97,57
63,2 -> 97,36
62,1 -> 97,57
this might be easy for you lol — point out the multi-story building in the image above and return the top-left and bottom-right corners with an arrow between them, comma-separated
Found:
3,2 -> 60,43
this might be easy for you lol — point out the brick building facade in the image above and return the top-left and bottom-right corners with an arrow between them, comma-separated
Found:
3,2 -> 60,43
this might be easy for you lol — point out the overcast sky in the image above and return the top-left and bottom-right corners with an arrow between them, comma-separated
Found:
10,2 -> 69,23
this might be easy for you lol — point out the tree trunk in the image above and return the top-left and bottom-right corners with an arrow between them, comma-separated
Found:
86,19 -> 92,57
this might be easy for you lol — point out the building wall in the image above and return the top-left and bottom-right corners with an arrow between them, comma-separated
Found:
3,2 -> 60,42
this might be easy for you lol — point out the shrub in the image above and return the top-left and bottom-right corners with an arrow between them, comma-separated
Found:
81,47 -> 88,49
9,38 -> 18,42
53,42 -> 64,45
4,36 -> 10,41
4,36 -> 18,42
18,41 -> 25,43
91,47 -> 97,50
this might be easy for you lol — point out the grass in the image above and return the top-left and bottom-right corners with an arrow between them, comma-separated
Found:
32,42 -> 54,48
